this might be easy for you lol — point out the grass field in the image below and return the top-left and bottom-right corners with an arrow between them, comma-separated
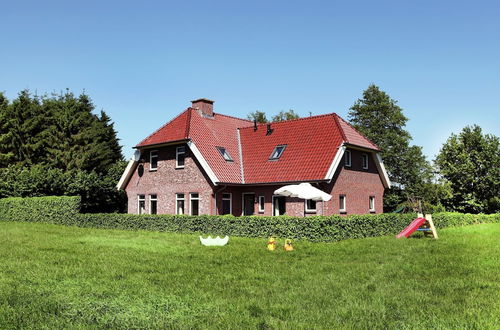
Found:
0,221 -> 499,329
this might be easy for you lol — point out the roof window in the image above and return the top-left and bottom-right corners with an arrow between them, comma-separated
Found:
269,145 -> 286,160
216,147 -> 234,162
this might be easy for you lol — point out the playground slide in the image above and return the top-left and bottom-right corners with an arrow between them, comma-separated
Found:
396,217 -> 427,238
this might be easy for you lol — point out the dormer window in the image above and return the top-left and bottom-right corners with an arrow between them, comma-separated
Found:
216,147 -> 233,162
345,150 -> 352,167
362,153 -> 369,169
269,145 -> 286,160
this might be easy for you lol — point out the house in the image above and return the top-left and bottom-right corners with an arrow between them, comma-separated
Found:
117,98 -> 390,216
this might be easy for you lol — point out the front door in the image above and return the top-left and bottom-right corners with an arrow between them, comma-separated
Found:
243,194 -> 255,216
273,196 -> 286,216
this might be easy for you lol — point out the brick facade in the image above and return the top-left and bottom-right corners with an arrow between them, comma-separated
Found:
125,145 -> 384,216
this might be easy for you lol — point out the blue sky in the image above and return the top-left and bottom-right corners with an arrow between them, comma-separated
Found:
1,0 -> 499,161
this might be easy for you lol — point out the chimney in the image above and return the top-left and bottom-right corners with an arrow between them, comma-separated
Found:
191,98 -> 214,117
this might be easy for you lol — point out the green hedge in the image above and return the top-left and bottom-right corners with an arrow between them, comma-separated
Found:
1,196 -> 499,242
0,196 -> 80,224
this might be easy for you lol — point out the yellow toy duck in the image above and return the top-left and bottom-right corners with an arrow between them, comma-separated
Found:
284,239 -> 294,251
267,237 -> 277,251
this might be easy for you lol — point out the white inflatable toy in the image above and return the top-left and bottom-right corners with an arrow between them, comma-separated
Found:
199,235 -> 229,246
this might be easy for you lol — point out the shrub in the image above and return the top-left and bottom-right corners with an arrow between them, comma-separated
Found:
0,196 -> 80,224
1,196 -> 498,242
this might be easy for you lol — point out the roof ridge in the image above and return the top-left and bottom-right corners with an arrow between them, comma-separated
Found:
333,114 -> 347,142
184,108 -> 192,138
238,112 -> 338,130
335,114 -> 380,150
135,108 -> 191,147
214,112 -> 252,122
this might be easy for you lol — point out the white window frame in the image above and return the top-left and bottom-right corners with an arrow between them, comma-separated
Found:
369,196 -> 375,212
339,194 -> 346,213
176,193 -> 185,215
258,196 -> 265,213
221,193 -> 232,215
137,194 -> 146,214
345,150 -> 351,167
149,194 -> 157,214
305,199 -> 317,213
150,150 -> 158,171
190,192 -> 200,215
362,153 -> 369,170
176,146 -> 186,169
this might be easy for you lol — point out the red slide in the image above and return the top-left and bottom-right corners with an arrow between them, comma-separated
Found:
396,217 -> 427,238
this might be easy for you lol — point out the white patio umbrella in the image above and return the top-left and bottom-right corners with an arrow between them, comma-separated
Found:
274,183 -> 332,216
274,183 -> 332,201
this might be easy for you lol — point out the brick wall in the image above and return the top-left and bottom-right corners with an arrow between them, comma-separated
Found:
125,146 -> 385,216
322,148 -> 385,215
125,143 -> 215,215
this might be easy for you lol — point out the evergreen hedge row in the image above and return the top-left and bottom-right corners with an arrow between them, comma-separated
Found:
0,196 -> 80,224
0,196 -> 499,242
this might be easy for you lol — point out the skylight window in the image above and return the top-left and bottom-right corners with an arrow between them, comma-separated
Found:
269,145 -> 286,160
216,147 -> 233,162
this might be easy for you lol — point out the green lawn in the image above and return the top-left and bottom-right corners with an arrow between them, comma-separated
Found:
0,222 -> 499,329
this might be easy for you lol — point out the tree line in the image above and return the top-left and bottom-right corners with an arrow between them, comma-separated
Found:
1,87 -> 498,214
0,90 -> 127,212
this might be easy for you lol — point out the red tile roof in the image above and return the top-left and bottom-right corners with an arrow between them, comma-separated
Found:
136,109 -> 380,184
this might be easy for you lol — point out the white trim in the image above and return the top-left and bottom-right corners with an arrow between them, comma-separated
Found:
258,195 -> 265,213
362,153 -> 368,170
237,128 -> 245,183
339,194 -> 346,213
189,192 -> 200,215
187,141 -> 219,185
117,159 -> 139,190
374,153 -> 391,188
305,199 -> 317,213
221,192 -> 232,215
137,194 -> 145,214
149,194 -> 157,214
241,192 -> 255,216
175,193 -> 185,215
176,146 -> 186,169
325,145 -> 346,182
149,150 -> 158,171
369,196 -> 375,212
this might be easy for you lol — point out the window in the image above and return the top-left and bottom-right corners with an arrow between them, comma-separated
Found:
190,193 -> 200,216
221,193 -> 232,215
305,199 -> 317,213
273,196 -> 286,216
362,153 -> 369,169
150,150 -> 158,171
150,194 -> 157,214
138,195 -> 145,214
269,145 -> 286,160
339,195 -> 346,213
258,196 -> 265,213
369,196 -> 375,212
176,193 -> 185,215
345,150 -> 351,167
216,147 -> 233,162
176,146 -> 186,168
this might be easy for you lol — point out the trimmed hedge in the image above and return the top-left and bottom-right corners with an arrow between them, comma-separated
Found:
0,196 -> 80,224
1,196 -> 499,242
